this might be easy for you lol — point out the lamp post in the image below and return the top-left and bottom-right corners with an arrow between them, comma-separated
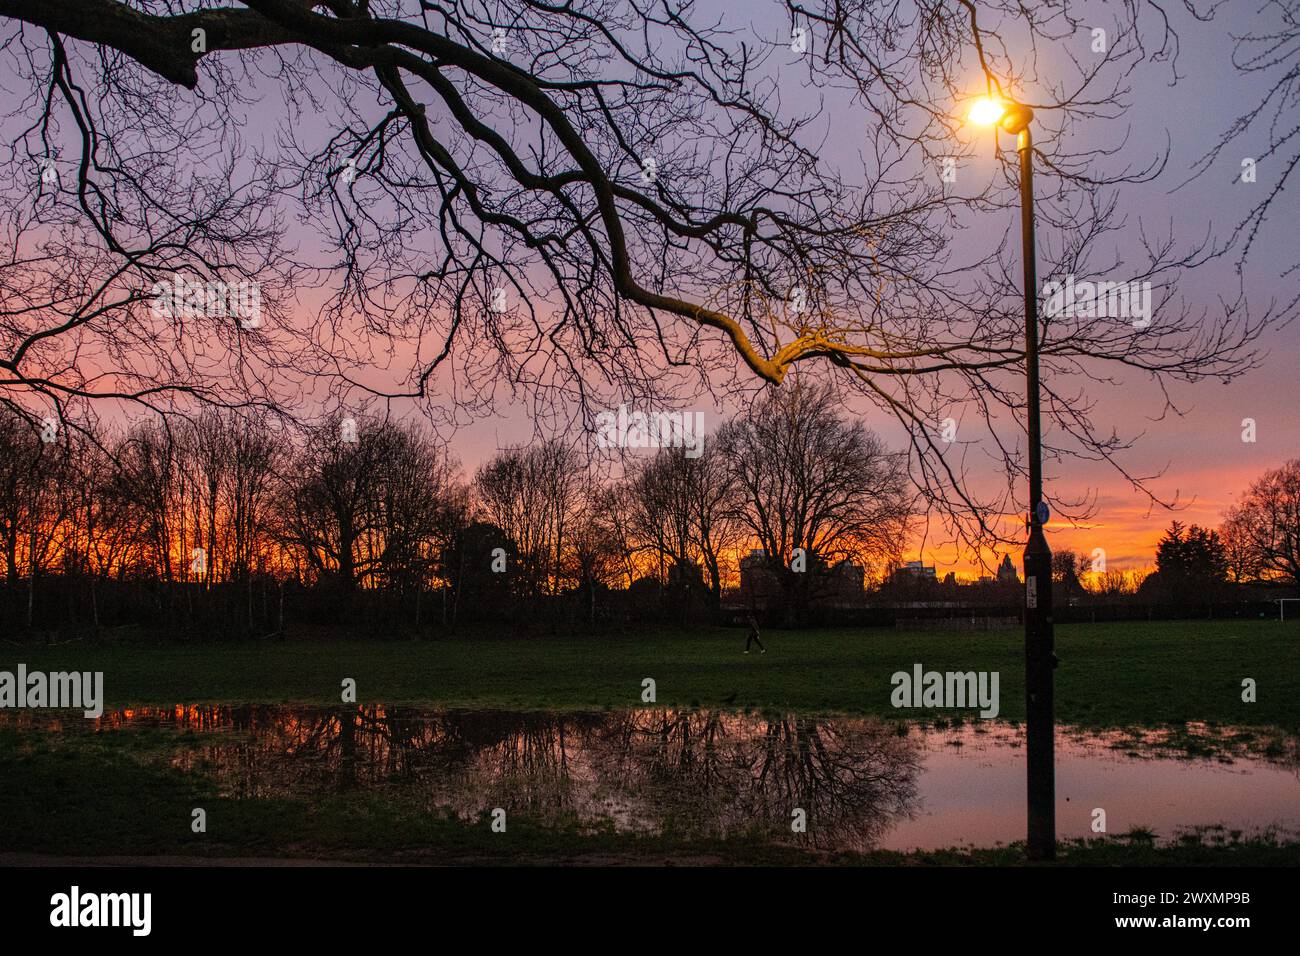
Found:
968,96 -> 1057,861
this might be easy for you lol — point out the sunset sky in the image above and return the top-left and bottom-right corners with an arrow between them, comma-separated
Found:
441,1 -> 1299,577
6,1 -> 1295,581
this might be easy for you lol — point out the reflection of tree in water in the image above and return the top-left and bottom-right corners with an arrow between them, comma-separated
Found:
592,710 -> 920,849
415,710 -> 611,819
166,705 -> 404,796
749,716 -> 919,849
110,705 -> 919,849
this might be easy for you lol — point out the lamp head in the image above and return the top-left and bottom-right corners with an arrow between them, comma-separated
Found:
967,97 -> 1034,134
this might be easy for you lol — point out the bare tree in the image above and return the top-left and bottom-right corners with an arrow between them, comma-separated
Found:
591,479 -> 641,594
718,380 -> 912,610
567,484 -> 625,624
369,421 -> 461,598
1088,567 -> 1144,598
0,407 -> 73,623
1051,548 -> 1089,602
0,0 -> 1281,556
278,415 -> 388,591
0,14 -> 301,427
1219,512 -> 1261,586
686,445 -> 743,606
1222,460 -> 1300,595
113,420 -> 183,584
475,438 -> 583,600
626,445 -> 739,607
626,450 -> 697,596
0,409 -> 41,585
223,412 -> 283,584
185,411 -> 232,588
1182,0 -> 1300,289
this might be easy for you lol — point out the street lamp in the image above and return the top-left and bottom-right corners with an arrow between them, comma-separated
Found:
968,94 -> 1057,862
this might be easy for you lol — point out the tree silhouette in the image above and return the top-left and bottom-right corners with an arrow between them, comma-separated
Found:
0,0 -> 1284,555
1223,460 -> 1300,595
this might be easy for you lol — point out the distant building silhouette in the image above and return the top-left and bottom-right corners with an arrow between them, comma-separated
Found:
739,548 -> 865,606
996,554 -> 1021,586
824,559 -> 866,602
893,560 -> 937,583
739,549 -> 781,605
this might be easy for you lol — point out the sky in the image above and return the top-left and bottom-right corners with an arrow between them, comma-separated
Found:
444,1 -> 1300,576
7,1 -> 1296,579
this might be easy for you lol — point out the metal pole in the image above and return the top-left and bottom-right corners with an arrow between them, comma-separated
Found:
1018,126 -> 1056,861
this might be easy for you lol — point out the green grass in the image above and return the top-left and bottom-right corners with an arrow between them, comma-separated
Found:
3,619 -> 1297,730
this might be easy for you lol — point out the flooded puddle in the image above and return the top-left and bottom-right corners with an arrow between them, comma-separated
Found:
10,706 -> 1299,852
887,723 -> 1298,850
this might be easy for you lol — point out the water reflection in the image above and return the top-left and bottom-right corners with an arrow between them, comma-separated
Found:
86,706 -> 921,850
10,706 -> 1299,852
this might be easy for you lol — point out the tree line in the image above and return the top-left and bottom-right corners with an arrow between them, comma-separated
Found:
0,383 -> 912,637
5,385 -> 1297,640
1,0 -> 1286,572
1048,499 -> 1300,605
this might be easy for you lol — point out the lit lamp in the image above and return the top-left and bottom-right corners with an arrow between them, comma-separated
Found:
967,93 -> 1056,862
967,96 -> 1034,135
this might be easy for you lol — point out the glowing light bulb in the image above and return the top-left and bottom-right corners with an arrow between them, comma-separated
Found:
968,97 -> 1006,127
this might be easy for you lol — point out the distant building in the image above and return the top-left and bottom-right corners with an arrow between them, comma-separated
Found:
824,558 -> 866,602
895,560 -> 937,582
739,548 -> 865,606
739,549 -> 782,605
996,554 -> 1021,586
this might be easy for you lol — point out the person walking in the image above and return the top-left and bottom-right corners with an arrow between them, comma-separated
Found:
744,612 -> 766,654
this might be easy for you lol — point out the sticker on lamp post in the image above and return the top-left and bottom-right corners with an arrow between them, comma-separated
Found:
1026,576 -> 1038,609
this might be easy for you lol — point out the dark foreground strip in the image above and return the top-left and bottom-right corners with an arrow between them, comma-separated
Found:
0,863 -> 1283,943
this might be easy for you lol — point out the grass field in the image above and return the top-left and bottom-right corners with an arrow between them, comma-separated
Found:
2,619 -> 1297,729
3,619 -> 1297,865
